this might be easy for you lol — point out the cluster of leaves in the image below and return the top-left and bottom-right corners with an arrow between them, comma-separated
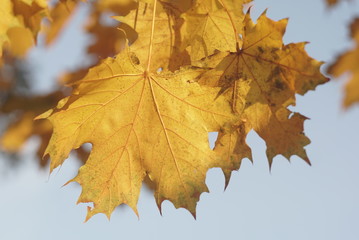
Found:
329,17 -> 359,107
0,0 -> 54,165
326,0 -> 359,108
3,0 -> 357,221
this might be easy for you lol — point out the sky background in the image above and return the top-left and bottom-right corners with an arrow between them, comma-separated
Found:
1,0 -> 359,239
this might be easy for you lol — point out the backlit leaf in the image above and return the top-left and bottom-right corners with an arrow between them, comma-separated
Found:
38,45 -> 236,220
198,11 -> 328,167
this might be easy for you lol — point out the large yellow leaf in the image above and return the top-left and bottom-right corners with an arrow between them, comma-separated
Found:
198,11 -> 328,166
39,45 -> 235,220
328,18 -> 359,108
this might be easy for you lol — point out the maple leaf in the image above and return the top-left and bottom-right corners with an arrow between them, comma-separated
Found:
328,18 -> 359,108
39,0 -> 237,215
39,48 -> 235,219
181,0 -> 251,61
198,11 -> 328,167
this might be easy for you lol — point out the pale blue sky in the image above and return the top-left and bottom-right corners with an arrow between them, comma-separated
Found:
1,0 -> 359,239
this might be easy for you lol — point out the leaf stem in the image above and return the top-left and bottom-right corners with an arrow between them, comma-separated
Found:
146,0 -> 157,72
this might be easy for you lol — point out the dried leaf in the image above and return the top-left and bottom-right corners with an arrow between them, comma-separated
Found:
199,11 -> 328,166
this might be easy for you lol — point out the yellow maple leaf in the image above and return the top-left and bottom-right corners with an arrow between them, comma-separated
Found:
328,18 -> 359,108
198,11 -> 328,166
39,0 -> 237,218
39,47 -> 235,219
